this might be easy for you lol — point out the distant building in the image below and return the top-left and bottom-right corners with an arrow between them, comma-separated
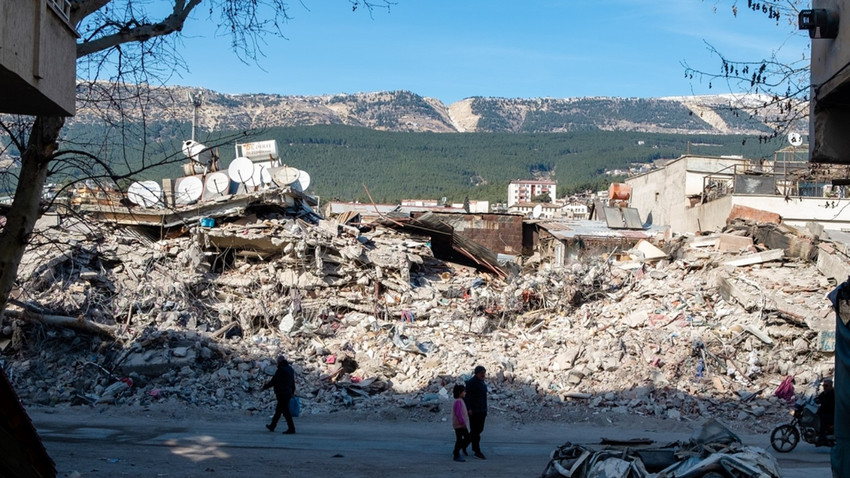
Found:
508,202 -> 560,219
401,199 -> 440,207
491,202 -> 509,214
450,200 -> 490,213
507,179 -> 556,207
561,204 -> 589,219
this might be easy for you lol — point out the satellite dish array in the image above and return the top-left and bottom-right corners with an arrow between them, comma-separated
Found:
126,140 -> 312,208
127,180 -> 163,208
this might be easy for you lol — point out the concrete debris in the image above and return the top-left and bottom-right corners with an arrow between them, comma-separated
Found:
541,419 -> 781,478
0,213 -> 838,433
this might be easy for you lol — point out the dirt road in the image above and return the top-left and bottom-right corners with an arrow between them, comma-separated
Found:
30,405 -> 831,477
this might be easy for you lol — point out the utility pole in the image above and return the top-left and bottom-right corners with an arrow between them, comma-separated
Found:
189,92 -> 203,141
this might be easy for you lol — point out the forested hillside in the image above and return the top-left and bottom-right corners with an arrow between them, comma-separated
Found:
1,83 -> 802,203
58,122 -> 783,204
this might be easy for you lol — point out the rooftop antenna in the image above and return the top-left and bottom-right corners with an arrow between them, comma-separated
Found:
189,92 -> 203,141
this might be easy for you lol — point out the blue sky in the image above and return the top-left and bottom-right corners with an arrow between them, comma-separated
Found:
167,0 -> 809,104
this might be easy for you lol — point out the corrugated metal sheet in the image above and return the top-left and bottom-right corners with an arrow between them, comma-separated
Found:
537,219 -> 659,241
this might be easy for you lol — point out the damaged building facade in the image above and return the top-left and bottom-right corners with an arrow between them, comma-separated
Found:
626,151 -> 850,234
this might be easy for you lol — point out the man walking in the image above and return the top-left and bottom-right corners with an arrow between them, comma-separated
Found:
464,365 -> 488,459
263,355 -> 296,434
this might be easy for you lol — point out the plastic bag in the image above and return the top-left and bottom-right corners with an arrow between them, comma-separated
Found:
289,396 -> 301,417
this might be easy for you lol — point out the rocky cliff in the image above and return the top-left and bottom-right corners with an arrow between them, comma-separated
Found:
70,82 -> 803,136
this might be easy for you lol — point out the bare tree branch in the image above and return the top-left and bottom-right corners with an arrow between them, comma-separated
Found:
76,0 -> 202,58
683,0 -> 810,140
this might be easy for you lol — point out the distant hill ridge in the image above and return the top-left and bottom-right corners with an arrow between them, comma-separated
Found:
70,83 -> 798,136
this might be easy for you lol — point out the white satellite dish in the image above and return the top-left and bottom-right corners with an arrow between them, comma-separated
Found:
294,170 -> 311,191
788,132 -> 803,147
271,166 -> 300,187
204,171 -> 231,198
532,204 -> 543,219
127,180 -> 162,208
175,176 -> 203,205
247,163 -> 266,189
228,156 -> 255,184
260,165 -> 273,185
245,161 -> 272,188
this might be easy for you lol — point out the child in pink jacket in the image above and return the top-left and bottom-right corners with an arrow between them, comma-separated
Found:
452,384 -> 470,462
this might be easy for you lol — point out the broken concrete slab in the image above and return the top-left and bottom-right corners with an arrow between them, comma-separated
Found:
817,243 -> 850,281
722,249 -> 784,267
716,233 -> 754,252
119,348 -> 198,377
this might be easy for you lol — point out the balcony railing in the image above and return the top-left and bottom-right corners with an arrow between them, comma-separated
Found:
699,160 -> 849,204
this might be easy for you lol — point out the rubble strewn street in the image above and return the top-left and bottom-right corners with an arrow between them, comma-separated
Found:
0,210 -> 837,440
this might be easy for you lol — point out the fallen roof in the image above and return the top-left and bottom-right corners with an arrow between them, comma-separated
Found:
536,219 -> 666,241
380,212 -> 508,278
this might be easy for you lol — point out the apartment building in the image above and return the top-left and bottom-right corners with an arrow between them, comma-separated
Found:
507,179 -> 557,207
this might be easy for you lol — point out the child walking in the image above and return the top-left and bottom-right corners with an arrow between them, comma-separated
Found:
452,384 -> 470,462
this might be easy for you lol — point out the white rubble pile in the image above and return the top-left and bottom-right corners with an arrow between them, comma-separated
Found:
0,217 -> 835,431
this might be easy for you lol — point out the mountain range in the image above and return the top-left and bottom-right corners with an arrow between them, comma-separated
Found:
70,83 -> 803,137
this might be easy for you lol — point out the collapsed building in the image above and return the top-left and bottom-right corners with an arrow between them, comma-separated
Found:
0,137 -> 843,478
0,187 -> 839,436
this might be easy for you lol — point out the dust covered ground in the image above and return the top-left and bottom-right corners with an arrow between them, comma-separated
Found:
31,402 -> 831,478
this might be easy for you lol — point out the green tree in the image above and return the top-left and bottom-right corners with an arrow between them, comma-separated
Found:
0,0 -> 393,315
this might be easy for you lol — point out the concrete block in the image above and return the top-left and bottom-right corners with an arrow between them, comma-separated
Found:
716,233 -> 753,252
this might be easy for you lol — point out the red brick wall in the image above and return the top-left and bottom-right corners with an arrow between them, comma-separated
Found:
727,205 -> 781,225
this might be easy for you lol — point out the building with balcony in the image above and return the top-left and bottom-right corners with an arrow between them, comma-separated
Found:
507,179 -> 556,207
625,148 -> 850,234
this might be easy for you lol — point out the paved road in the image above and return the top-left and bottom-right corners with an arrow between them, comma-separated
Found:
29,407 -> 832,477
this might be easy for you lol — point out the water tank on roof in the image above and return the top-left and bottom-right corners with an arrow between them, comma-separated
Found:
608,183 -> 631,201
182,140 -> 214,166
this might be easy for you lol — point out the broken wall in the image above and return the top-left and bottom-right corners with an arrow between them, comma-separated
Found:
414,212 -> 523,255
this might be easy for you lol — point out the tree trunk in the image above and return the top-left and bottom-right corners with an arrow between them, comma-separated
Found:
0,115 -> 64,314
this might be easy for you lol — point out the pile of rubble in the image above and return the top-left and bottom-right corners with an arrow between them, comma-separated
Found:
0,213 -> 837,430
541,419 -> 781,477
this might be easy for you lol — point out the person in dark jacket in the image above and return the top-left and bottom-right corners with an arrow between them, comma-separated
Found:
816,378 -> 835,445
464,365 -> 488,459
263,355 -> 296,434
